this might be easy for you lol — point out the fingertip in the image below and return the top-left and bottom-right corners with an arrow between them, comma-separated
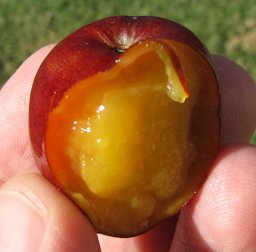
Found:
0,190 -> 45,252
1,44 -> 55,91
214,56 -> 256,144
0,173 -> 100,252
170,144 -> 256,251
0,44 -> 56,180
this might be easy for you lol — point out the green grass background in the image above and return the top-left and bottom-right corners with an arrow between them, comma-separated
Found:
0,0 -> 255,142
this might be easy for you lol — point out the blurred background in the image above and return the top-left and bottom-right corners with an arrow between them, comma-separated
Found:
0,0 -> 255,142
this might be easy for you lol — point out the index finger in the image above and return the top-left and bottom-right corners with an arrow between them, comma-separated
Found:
0,45 -> 55,184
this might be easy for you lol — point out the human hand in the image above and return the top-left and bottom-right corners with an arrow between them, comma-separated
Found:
0,45 -> 255,251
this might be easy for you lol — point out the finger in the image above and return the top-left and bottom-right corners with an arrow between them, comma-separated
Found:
0,45 -> 55,183
99,216 -> 178,252
0,173 -> 100,252
214,56 -> 256,144
170,144 -> 256,251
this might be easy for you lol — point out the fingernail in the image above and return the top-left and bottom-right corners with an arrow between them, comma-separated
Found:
0,191 -> 45,252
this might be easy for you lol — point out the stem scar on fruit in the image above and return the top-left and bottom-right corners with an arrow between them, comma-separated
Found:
29,16 -> 220,237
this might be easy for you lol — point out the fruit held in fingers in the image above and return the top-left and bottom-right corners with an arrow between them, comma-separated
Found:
29,16 -> 220,237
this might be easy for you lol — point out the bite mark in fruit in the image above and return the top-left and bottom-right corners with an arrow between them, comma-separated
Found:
29,16 -> 220,237
46,40 -> 192,195
45,40 -> 198,236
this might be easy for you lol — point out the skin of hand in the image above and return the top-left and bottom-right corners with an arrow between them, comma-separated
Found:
0,45 -> 256,252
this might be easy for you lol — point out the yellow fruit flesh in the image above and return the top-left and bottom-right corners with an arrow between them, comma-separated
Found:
45,40 -> 219,237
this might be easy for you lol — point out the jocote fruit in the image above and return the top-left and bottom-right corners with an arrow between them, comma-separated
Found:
29,16 -> 220,237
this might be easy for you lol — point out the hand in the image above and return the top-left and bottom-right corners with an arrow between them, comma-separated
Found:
0,45 -> 255,252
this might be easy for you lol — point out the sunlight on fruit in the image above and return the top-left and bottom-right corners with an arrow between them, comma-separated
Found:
45,39 -> 219,237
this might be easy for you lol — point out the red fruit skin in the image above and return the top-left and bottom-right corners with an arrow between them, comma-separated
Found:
29,16 -> 213,184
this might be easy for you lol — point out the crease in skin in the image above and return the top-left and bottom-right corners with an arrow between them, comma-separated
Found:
22,189 -> 49,217
0,182 -> 48,218
0,190 -> 46,217
0,145 -> 38,184
0,170 -> 10,186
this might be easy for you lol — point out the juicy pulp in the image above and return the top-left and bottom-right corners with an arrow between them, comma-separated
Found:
45,40 -> 219,237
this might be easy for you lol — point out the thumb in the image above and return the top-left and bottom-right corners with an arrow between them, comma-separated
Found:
0,173 -> 101,252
